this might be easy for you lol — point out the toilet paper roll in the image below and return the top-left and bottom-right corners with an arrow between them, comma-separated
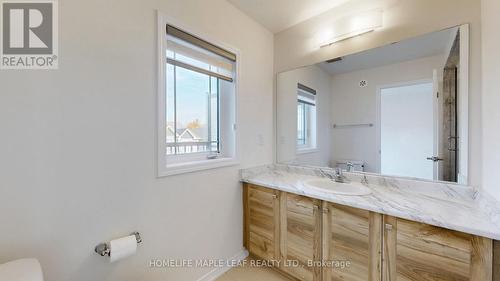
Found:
109,235 -> 137,263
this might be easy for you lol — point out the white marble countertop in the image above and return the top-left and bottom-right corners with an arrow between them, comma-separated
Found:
241,165 -> 500,240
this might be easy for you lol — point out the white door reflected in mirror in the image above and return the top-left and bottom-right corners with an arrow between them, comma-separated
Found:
379,82 -> 435,180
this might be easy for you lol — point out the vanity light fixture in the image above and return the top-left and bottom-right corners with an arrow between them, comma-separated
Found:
320,9 -> 383,48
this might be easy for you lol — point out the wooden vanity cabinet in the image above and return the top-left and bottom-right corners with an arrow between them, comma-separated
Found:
322,202 -> 382,281
243,184 -> 280,261
243,184 -> 495,281
279,193 -> 322,281
383,216 -> 492,281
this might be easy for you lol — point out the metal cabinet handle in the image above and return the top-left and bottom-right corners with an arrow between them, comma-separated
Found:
385,223 -> 393,230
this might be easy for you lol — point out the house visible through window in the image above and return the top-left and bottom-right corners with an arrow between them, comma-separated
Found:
166,63 -> 220,155
159,23 -> 237,174
297,83 -> 317,151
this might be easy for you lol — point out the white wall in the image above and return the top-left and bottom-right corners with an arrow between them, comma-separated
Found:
330,55 -> 444,172
275,0 -> 483,188
481,0 -> 500,201
277,65 -> 331,166
0,1 -> 274,281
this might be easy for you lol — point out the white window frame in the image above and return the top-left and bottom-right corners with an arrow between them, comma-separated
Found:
157,11 -> 239,177
296,86 -> 317,153
296,102 -> 308,147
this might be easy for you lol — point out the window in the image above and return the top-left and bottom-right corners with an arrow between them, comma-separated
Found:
158,19 -> 238,176
166,61 -> 220,156
297,83 -> 317,151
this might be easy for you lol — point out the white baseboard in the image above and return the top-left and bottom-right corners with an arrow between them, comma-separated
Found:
196,249 -> 249,281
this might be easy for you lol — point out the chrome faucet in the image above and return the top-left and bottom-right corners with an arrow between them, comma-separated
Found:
361,174 -> 369,186
333,168 -> 349,183
319,168 -> 349,183
346,162 -> 354,172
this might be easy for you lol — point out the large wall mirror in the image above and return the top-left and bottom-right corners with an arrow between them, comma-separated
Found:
276,25 -> 469,184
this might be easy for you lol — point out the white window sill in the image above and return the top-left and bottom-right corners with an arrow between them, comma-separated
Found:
296,148 -> 319,155
158,157 -> 239,177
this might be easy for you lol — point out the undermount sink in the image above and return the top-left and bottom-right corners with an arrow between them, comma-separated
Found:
303,179 -> 372,196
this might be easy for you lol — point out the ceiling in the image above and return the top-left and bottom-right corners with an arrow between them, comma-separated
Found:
319,27 -> 458,76
227,0 -> 353,33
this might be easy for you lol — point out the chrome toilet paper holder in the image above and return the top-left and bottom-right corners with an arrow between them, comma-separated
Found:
94,232 -> 142,257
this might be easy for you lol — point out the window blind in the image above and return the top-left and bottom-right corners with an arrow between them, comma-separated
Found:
166,25 -> 236,82
297,83 -> 316,106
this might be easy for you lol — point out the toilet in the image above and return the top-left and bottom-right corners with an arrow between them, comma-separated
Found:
0,259 -> 44,281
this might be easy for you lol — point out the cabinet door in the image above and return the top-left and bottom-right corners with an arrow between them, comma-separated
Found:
243,184 -> 280,261
383,216 -> 492,281
279,192 -> 322,281
322,203 -> 382,281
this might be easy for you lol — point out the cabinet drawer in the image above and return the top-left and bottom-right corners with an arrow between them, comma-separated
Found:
323,203 -> 382,281
244,184 -> 280,261
281,193 -> 321,281
249,232 -> 275,260
383,216 -> 492,281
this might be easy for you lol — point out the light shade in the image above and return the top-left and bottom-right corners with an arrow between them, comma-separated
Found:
320,9 -> 383,48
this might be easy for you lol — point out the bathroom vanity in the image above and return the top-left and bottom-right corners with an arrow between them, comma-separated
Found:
241,165 -> 500,281
263,22 -> 500,281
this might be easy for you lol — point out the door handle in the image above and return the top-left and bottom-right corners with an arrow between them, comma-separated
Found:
426,156 -> 443,162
